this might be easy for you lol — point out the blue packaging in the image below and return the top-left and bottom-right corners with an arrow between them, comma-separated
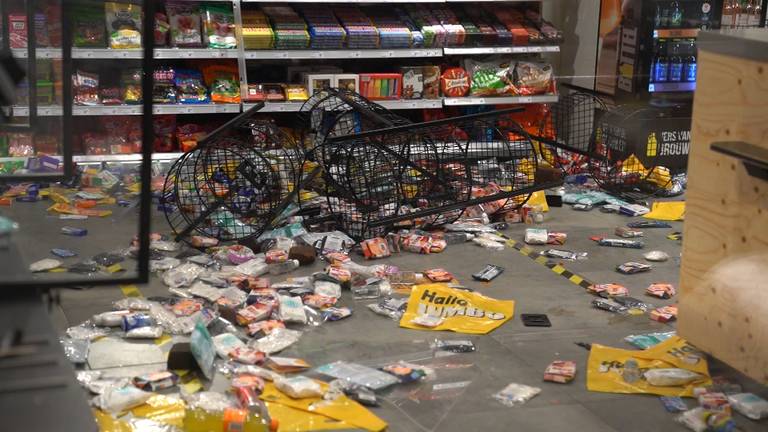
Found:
122,314 -> 154,332
51,248 -> 77,258
61,226 -> 88,236
660,396 -> 687,413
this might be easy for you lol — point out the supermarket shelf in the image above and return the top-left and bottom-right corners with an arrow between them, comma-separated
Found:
653,28 -> 700,39
443,94 -> 558,106
13,48 -> 237,59
648,81 -> 696,93
10,48 -> 61,59
377,99 -> 443,109
9,104 -> 241,117
0,153 -> 183,165
444,45 -> 560,55
243,0 -> 443,2
244,48 -> 442,60
246,102 -> 304,112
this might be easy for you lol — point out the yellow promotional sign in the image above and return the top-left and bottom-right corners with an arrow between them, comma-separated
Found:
587,336 -> 711,397
643,201 -> 685,221
399,284 -> 515,335
265,402 -> 354,431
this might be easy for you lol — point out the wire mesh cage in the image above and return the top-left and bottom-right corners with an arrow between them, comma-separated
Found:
162,116 -> 306,244
588,105 -> 684,197
533,88 -> 607,175
318,109 -> 545,240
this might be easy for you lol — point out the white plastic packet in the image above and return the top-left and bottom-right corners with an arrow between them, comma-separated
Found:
410,315 -> 444,328
150,257 -> 181,272
183,391 -> 236,411
114,297 -> 152,311
250,328 -> 302,354
162,263 -> 203,288
125,326 -> 164,339
728,393 -> 768,420
150,240 -> 180,252
232,364 -> 283,382
643,368 -> 704,387
314,280 -> 341,299
234,258 -> 268,276
93,310 -> 131,327
524,228 -> 548,245
275,376 -> 324,399
92,385 -> 152,413
29,258 -> 62,272
644,250 -> 670,262
279,295 -> 307,324
472,237 -> 505,250
66,322 -> 110,341
493,383 -> 541,407
675,407 -> 708,432
188,281 -> 222,302
478,232 -> 506,243
212,333 -> 246,359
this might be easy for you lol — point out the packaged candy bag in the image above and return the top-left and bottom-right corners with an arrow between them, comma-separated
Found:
465,58 -> 514,96
73,70 -> 100,105
105,2 -> 142,49
202,65 -> 240,104
153,68 -> 177,104
202,4 -> 236,49
122,68 -> 142,104
174,69 -> 209,104
73,6 -> 105,47
155,12 -> 170,46
167,2 -> 202,47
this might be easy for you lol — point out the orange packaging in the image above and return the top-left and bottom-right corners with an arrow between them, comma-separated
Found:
0,197 -> 11,206
75,199 -> 97,209
360,237 -> 391,260
222,408 -> 247,432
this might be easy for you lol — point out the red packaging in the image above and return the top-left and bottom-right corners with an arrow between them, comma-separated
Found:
9,14 -> 27,49
247,319 -> 284,337
235,384 -> 262,410
645,283 -> 676,299
325,265 -> 351,283
265,249 -> 288,264
650,305 -> 678,322
543,360 -> 576,383
232,374 -> 265,393
177,123 -> 206,152
236,304 -> 271,326
547,232 -> 567,245
588,283 -> 629,297
302,294 -> 337,309
229,347 -> 265,365
440,67 -> 470,97
425,268 -> 453,282
153,115 -> 177,152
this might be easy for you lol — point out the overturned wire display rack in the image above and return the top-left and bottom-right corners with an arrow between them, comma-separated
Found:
162,103 -> 308,243
532,87 -> 607,175
307,90 -> 562,240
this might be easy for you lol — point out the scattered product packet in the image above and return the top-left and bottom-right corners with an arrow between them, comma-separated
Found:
650,305 -> 678,322
380,361 -> 427,384
278,295 -> 307,324
125,326 -> 163,339
676,407 -> 734,432
229,346 -> 265,365
424,268 -> 453,282
410,315 -> 445,328
698,392 -> 731,414
540,249 -> 587,260
274,376 -> 323,399
246,320 -> 284,338
547,232 -> 567,245
543,360 -> 576,383
615,227 -> 643,238
30,258 -> 62,272
315,361 -> 400,391
624,331 -> 676,349
472,264 -> 504,282
133,371 -> 178,391
646,283 -> 676,299
644,250 -> 670,262
627,221 -> 671,228
430,339 -> 476,353
613,296 -> 653,313
617,262 -> 651,274
592,298 -> 628,314
367,296 -> 408,320
588,283 -> 629,297
595,238 -> 645,249
322,307 -> 352,321
493,383 -> 541,407
727,393 -> 768,420
660,396 -> 688,413
250,328 -> 301,354
524,228 -> 548,245
644,368 -> 705,387
267,357 -> 310,373
360,237 -> 391,260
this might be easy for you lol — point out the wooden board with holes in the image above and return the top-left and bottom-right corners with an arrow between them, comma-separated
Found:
679,30 -> 768,385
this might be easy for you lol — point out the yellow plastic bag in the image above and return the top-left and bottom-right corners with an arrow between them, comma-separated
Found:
587,336 -> 711,397
643,201 -> 685,221
399,284 -> 514,335
526,190 -> 550,212
260,382 -> 387,432
265,402 -> 354,431
93,409 -> 132,432
131,394 -> 186,427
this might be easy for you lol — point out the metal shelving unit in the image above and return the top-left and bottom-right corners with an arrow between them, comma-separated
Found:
444,45 -> 559,55
244,48 -> 442,60
443,94 -> 559,106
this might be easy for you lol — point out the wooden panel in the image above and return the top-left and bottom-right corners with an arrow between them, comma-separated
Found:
679,49 -> 768,384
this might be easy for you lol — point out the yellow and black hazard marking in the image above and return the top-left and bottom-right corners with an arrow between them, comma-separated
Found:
505,239 -> 595,290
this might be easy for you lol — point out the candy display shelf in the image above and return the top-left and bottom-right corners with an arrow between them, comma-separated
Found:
0,153 -> 183,165
244,48 -> 442,60
10,104 -> 241,116
11,48 -> 239,59
443,94 -> 559,106
443,45 -> 560,55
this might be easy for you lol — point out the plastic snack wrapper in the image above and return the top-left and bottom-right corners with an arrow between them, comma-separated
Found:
105,2 -> 142,49
278,295 -> 307,324
472,236 -> 505,250
410,315 -> 445,328
29,258 -> 62,272
202,4 -> 236,49
380,361 -> 428,384
183,391 -> 236,412
596,238 -> 645,249
540,249 -> 587,260
150,240 -> 179,252
92,385 -> 153,413
275,376 -> 324,399
133,371 -> 178,392
66,322 -> 110,341
234,258 -> 268,277
698,392 -> 731,413
624,331 -> 676,349
114,297 -> 152,311
644,369 -> 706,387
617,261 -> 651,274
232,364 -> 283,382
588,283 -> 629,297
613,296 -> 654,313
544,360 -> 576,383
229,346 -> 265,365
492,383 -> 541,407
727,393 -> 768,420
162,262 -> 203,288
314,279 -> 342,299
150,257 -> 181,272
676,407 -> 735,432
126,326 -> 164,339
646,283 -> 676,299
167,2 -> 202,47
367,296 -> 408,320
249,328 -> 302,354
61,337 -> 89,363
524,228 -> 548,245
315,361 -> 400,391
591,298 -> 628,314
213,333 -> 246,359
644,250 -> 670,262
465,58 -> 514,96
430,339 -> 476,354
190,319 -> 216,380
